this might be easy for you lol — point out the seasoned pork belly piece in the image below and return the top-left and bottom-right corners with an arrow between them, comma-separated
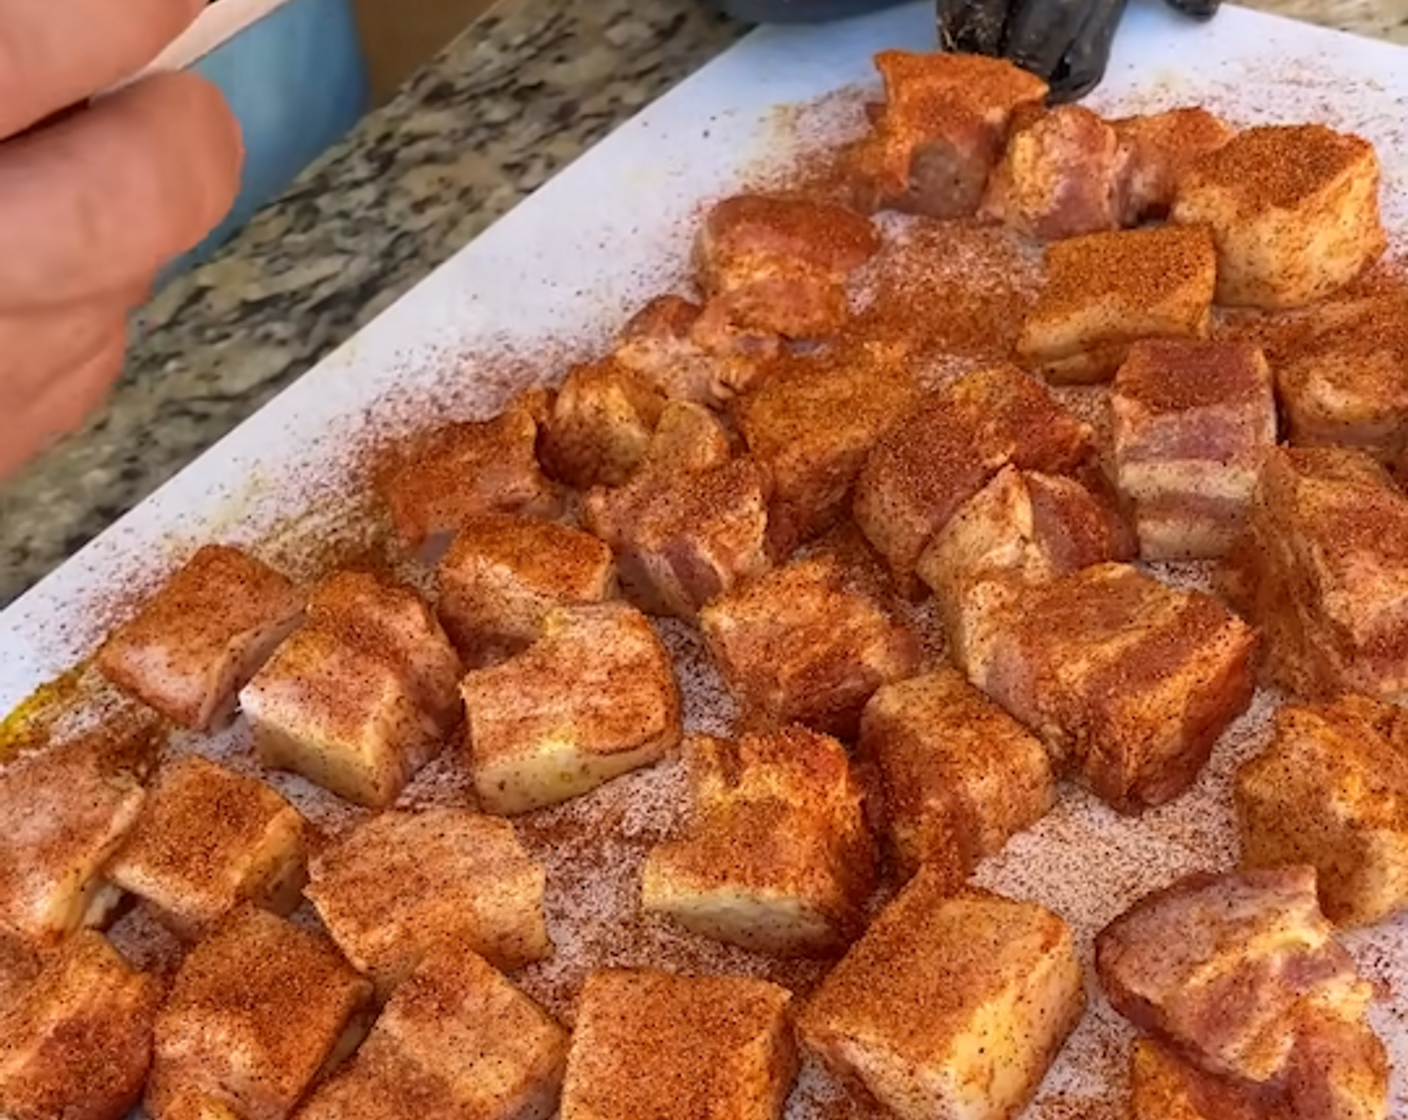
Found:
1223,446 -> 1408,702
0,933 -> 41,1007
1096,867 -> 1388,1120
971,563 -> 1256,812
730,338 -> 920,543
585,403 -> 777,620
693,194 -> 880,338
700,554 -> 919,739
560,968 -> 796,1120
306,808 -> 550,997
539,357 -> 666,488
1018,224 -> 1217,384
148,907 -> 372,1120
1112,339 -> 1277,560
799,870 -> 1084,1120
1172,124 -> 1386,309
980,104 -> 1126,240
0,726 -> 155,945
1236,696 -> 1408,928
0,931 -> 162,1120
105,755 -> 308,942
853,363 -> 1093,590
1114,107 -> 1236,224
97,544 -> 304,731
378,392 -> 562,554
917,465 -> 1133,671
460,602 -> 681,814
642,727 -> 876,955
861,50 -> 1049,219
241,571 -> 462,809
1129,1037 -> 1265,1120
436,513 -> 615,663
858,668 -> 1056,884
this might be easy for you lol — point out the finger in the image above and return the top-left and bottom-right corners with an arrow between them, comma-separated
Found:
0,0 -> 205,138
1049,0 -> 1129,102
0,290 -> 146,406
1166,0 -> 1219,17
0,326 -> 127,480
0,72 -> 242,308
938,0 -> 1010,56
1004,0 -> 1093,78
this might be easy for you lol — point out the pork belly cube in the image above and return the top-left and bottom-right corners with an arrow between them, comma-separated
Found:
97,544 -> 304,731
971,563 -> 1256,811
105,756 -> 308,941
0,933 -> 42,1007
799,870 -> 1084,1120
306,808 -> 550,996
731,339 -> 920,542
854,364 -> 1093,589
859,668 -> 1055,883
1172,124 -> 1386,309
980,104 -> 1125,240
1112,339 -> 1276,560
461,602 -> 681,814
615,294 -> 779,405
0,726 -> 154,944
539,358 -> 666,488
700,555 -> 919,739
917,465 -> 1134,671
378,394 -> 562,553
1018,224 -> 1217,384
149,907 -> 372,1120
642,727 -> 876,955
436,514 -> 616,661
1235,697 -> 1408,928
296,946 -> 568,1120
560,968 -> 796,1120
1114,107 -> 1236,224
1129,1038 -> 1264,1120
863,50 -> 1049,219
1224,446 -> 1408,702
0,931 -> 162,1120
693,194 -> 879,338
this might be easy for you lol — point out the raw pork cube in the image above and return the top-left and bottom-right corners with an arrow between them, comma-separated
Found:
560,968 -> 796,1120
1112,339 -> 1277,560
971,563 -> 1256,812
1018,225 -> 1217,384
460,602 -> 681,814
97,544 -> 304,731
148,907 -> 372,1120
295,946 -> 568,1120
436,513 -> 616,661
1095,866 -> 1387,1117
106,755 -> 308,941
1236,696 -> 1408,927
642,727 -> 876,955
853,363 -> 1092,589
693,194 -> 879,338
1223,446 -> 1408,702
241,572 -> 462,809
917,465 -> 1133,671
0,933 -> 41,1007
858,668 -> 1055,883
378,393 -> 562,553
980,104 -> 1125,240
1113,107 -> 1236,223
539,358 -> 666,488
731,338 -> 920,542
306,808 -> 550,996
799,870 -> 1084,1120
0,727 -> 154,944
1129,1038 -> 1263,1120
699,555 -> 919,739
861,50 -> 1048,219
1172,124 -> 1386,309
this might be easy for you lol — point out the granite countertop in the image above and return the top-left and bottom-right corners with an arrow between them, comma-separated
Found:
2,0 -> 1407,606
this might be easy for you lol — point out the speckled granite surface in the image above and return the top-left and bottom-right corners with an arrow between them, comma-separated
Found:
2,0 -> 1406,605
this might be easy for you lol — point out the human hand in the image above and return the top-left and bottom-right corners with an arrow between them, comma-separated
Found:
939,0 -> 1220,102
0,0 -> 243,481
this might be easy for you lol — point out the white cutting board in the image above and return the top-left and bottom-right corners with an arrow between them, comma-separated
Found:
5,3 -> 1408,1117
